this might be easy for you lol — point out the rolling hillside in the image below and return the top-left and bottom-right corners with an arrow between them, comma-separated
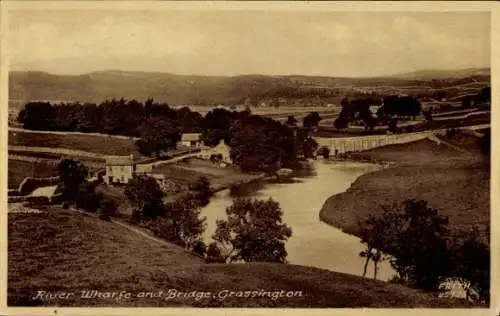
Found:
8,209 -> 473,307
390,68 -> 491,81
9,68 -> 490,106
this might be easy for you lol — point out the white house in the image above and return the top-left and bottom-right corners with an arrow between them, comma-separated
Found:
104,155 -> 135,184
180,133 -> 203,148
199,139 -> 232,164
105,155 -> 171,188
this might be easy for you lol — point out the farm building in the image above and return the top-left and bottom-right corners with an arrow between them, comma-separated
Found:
104,155 -> 171,187
198,139 -> 232,164
104,155 -> 135,184
180,133 -> 203,148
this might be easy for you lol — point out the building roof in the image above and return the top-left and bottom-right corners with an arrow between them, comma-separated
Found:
181,133 -> 201,142
105,155 -> 135,166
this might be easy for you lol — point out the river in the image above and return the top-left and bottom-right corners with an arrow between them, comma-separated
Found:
200,159 -> 396,281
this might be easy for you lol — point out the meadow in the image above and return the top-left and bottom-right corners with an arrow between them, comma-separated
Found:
8,159 -> 59,189
9,129 -> 142,157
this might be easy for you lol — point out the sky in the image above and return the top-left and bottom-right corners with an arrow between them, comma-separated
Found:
8,10 -> 490,77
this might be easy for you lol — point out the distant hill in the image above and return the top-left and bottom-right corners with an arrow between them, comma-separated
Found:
8,209 -> 473,307
9,70 -> 298,105
9,68 -> 490,106
390,68 -> 490,81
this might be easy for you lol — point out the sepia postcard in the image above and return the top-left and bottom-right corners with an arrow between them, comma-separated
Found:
0,1 -> 498,316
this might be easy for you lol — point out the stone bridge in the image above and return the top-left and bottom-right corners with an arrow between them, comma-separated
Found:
315,132 -> 434,154
314,124 -> 489,154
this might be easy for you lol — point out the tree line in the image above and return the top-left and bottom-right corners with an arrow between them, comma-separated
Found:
18,100 -> 322,174
333,95 -> 422,132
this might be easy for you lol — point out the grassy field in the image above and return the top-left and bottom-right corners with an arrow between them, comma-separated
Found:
9,130 -> 142,157
8,209 -> 474,307
153,158 -> 263,190
319,137 -> 490,244
8,159 -> 59,189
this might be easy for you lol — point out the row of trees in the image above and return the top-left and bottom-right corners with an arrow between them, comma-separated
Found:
359,199 -> 489,302
18,100 -> 325,168
333,95 -> 422,131
18,98 -> 203,136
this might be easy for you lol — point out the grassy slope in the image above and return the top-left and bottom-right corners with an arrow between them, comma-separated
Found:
8,210 -> 472,307
9,130 -> 142,156
8,159 -> 59,189
319,137 -> 490,244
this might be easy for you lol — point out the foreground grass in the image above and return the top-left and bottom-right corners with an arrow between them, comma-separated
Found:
320,138 -> 490,244
8,210 -> 473,307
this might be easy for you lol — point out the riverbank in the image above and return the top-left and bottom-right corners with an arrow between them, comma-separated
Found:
319,137 -> 490,244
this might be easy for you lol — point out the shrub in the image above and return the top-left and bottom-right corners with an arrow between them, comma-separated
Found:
99,214 -> 112,222
192,240 -> 207,257
99,197 -> 118,217
317,146 -> 331,159
135,139 -> 153,156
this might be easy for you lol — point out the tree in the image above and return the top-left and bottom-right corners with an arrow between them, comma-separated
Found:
205,242 -> 226,263
451,230 -> 490,303
334,117 -> 348,129
303,112 -> 322,129
19,102 -> 56,130
138,117 -> 181,157
295,129 -> 318,159
163,197 -> 207,251
383,200 -> 451,291
76,182 -> 102,213
317,146 -> 331,159
285,115 -> 298,128
210,153 -> 223,165
211,198 -> 292,263
192,240 -> 208,257
358,206 -> 401,280
201,108 -> 234,146
99,196 -> 118,217
388,118 -> 398,133
124,175 -> 165,220
479,87 -> 491,103
57,158 -> 89,203
422,109 -> 433,121
461,96 -> 472,109
189,176 -> 213,206
229,115 -> 297,174
479,129 -> 490,156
